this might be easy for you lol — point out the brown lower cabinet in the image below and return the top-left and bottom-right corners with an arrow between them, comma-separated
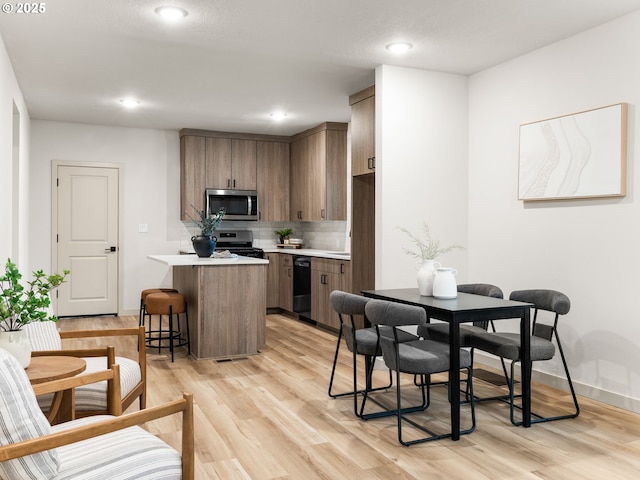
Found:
266,253 -> 279,309
311,258 -> 351,330
278,254 -> 293,312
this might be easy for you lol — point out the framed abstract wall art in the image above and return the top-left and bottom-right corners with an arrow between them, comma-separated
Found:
518,103 -> 627,201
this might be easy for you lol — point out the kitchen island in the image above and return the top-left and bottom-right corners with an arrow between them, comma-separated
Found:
148,255 -> 269,360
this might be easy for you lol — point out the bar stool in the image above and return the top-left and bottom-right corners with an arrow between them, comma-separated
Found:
144,291 -> 190,362
139,288 -> 178,327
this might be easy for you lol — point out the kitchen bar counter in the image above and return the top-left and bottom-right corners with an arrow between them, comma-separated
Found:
148,254 -> 267,360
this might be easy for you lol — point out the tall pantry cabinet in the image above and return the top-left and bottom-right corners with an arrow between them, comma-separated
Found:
349,86 -> 376,296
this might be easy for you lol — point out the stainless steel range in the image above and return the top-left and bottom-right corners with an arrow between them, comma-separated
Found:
215,230 -> 264,258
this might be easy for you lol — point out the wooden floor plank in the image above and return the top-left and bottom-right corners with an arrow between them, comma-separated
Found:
56,313 -> 640,479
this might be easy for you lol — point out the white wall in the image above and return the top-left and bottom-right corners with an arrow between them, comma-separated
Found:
375,65 -> 469,289
0,34 -> 31,270
468,11 -> 640,411
29,121 -> 182,314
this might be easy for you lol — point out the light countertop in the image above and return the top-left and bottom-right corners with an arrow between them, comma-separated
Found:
148,254 -> 269,266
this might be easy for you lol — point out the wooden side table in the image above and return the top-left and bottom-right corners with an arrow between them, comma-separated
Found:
26,356 -> 86,424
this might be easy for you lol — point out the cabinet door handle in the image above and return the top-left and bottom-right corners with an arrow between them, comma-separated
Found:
340,263 -> 345,274
297,210 -> 302,220
288,268 -> 292,278
233,179 -> 236,188
321,209 -> 326,219
227,179 -> 231,188
367,157 -> 372,169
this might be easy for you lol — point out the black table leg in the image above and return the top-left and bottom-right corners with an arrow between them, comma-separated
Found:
449,319 -> 461,440
520,307 -> 531,427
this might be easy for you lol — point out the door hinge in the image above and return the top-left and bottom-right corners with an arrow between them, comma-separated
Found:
56,234 -> 59,243
56,178 -> 59,187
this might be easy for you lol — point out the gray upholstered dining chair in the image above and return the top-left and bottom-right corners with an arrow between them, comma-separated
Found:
366,299 -> 476,445
328,290 -> 418,418
469,289 -> 580,425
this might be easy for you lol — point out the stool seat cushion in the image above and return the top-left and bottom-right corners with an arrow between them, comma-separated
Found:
145,292 -> 186,315
141,288 -> 177,302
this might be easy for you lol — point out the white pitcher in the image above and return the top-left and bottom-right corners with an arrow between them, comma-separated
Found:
433,267 -> 458,299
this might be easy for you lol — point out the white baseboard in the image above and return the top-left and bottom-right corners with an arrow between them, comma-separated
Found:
474,352 -> 640,414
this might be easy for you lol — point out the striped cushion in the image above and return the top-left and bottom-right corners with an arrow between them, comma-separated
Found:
52,416 -> 182,479
23,321 -> 62,351
37,356 -> 141,412
0,348 -> 60,479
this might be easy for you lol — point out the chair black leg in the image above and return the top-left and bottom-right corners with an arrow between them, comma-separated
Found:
510,338 -> 580,425
397,367 -> 475,446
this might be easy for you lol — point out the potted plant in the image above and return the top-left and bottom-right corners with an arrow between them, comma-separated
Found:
274,228 -> 293,245
398,223 -> 464,296
0,258 -> 69,367
186,205 -> 226,257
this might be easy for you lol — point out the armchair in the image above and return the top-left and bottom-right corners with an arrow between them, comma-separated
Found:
0,348 -> 194,479
24,322 -> 146,417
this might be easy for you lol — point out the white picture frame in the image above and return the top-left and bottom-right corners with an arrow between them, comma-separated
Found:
518,103 -> 627,201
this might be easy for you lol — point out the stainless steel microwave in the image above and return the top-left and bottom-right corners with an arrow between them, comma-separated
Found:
206,189 -> 259,220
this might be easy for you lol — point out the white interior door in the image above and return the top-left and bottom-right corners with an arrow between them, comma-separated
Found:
55,165 -> 119,316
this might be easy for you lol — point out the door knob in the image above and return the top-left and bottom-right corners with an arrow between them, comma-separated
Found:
105,246 -> 117,252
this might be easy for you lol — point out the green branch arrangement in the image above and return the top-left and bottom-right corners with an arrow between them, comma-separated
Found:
398,223 -> 464,261
186,205 -> 226,237
0,258 -> 69,332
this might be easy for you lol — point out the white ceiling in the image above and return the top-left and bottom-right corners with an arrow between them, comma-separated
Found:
2,0 -> 640,135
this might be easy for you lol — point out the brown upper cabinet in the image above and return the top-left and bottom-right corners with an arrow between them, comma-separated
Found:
206,138 -> 257,190
180,135 -> 206,219
180,129 -> 289,221
256,141 -> 290,222
290,122 -> 347,221
350,85 -> 375,176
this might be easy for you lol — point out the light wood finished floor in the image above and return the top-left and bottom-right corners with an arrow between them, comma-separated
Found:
56,313 -> 640,480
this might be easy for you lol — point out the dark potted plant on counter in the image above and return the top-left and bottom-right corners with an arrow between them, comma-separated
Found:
187,205 -> 226,257
0,258 -> 69,367
274,228 -> 293,245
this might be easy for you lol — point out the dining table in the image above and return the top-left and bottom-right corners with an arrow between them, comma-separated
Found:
362,288 -> 533,440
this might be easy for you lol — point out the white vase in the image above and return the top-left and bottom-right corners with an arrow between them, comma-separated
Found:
416,260 -> 441,296
0,329 -> 33,368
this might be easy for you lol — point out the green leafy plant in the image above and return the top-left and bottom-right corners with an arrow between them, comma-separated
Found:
0,258 -> 69,332
274,228 -> 293,238
398,223 -> 464,260
187,205 -> 226,237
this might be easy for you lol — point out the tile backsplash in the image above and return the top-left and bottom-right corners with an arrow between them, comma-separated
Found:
179,220 -> 349,251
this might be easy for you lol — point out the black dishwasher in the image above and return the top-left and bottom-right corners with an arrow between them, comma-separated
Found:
293,256 -> 312,322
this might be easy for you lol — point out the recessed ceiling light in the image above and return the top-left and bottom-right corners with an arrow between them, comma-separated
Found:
386,42 -> 413,54
270,112 -> 287,120
120,98 -> 140,108
155,6 -> 188,21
